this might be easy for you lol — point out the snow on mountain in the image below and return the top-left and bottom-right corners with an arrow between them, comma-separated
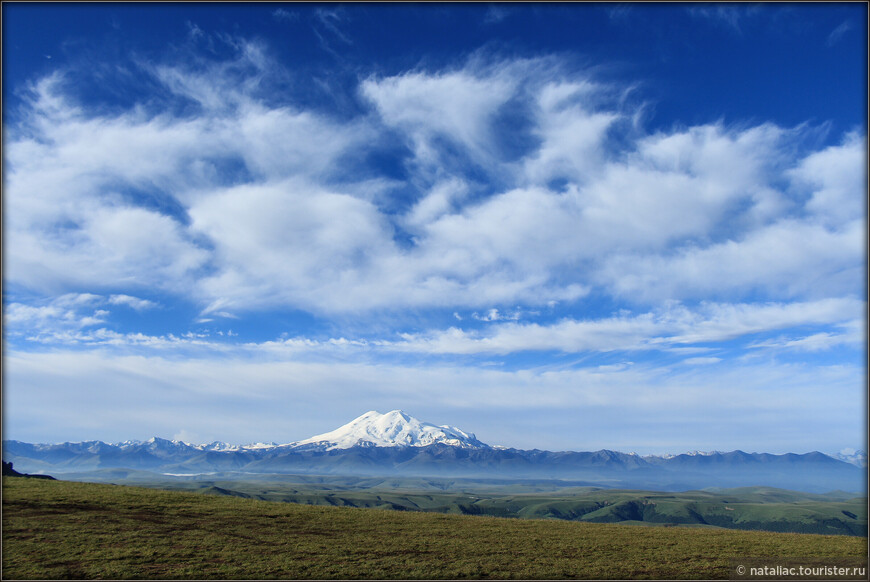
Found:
114,439 -> 142,448
195,441 -> 240,452
240,442 -> 280,450
643,450 -> 724,460
104,411 -> 488,452
291,410 -> 489,450
113,438 -> 279,452
58,429 -> 870,469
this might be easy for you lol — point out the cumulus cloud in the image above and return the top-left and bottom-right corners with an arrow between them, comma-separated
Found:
4,293 -> 162,344
5,293 -> 107,330
520,79 -> 620,185
403,178 -> 470,229
1,9 -> 864,461
598,218 -> 864,303
3,38 -> 865,323
789,131 -> 867,227
188,178 -> 395,313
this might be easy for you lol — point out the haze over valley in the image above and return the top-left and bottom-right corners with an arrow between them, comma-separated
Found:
6,410 -> 865,496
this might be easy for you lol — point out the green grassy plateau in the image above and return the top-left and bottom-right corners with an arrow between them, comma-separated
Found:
58,469 -> 869,536
3,476 -> 866,579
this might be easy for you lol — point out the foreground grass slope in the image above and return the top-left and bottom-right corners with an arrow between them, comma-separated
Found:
3,477 -> 866,580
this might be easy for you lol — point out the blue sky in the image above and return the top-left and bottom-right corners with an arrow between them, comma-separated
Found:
2,3 -> 866,455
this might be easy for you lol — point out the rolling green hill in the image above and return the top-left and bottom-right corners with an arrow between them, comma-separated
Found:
56,470 -> 868,536
3,476 -> 866,579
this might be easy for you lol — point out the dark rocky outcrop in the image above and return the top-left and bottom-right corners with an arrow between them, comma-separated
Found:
2,460 -> 56,480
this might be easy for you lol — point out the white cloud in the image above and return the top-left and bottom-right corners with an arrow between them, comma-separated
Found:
18,328 -> 222,349
210,311 -> 239,320
789,131 -> 866,227
607,5 -> 632,21
597,216 -> 864,304
5,293 -> 166,346
484,6 -> 509,25
656,297 -> 863,345
3,43 -> 865,319
827,20 -> 854,47
404,178 -> 470,229
471,308 -> 522,322
520,80 -> 619,185
188,178 -> 395,313
688,5 -> 762,33
749,319 -> 865,352
145,38 -> 270,113
109,295 -> 158,310
272,8 -> 298,22
315,8 -> 353,46
361,66 -> 516,175
389,298 -> 864,355
4,348 -> 863,453
5,293 -> 109,333
681,357 -> 722,366
232,103 -> 372,181
9,293 -> 860,361
172,429 -> 202,445
4,87 -> 214,295
4,43 -> 368,300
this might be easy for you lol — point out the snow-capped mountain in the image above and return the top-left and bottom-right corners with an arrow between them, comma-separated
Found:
4,411 -> 865,494
193,441 -> 279,452
292,410 -> 489,450
107,410 -> 487,452
643,450 -> 725,461
113,438 -> 279,452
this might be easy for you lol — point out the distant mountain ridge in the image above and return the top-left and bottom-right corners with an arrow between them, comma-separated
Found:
98,410 -> 486,452
3,410 -> 866,494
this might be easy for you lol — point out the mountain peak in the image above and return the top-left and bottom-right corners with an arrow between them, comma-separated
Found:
292,410 -> 489,450
382,409 -> 412,420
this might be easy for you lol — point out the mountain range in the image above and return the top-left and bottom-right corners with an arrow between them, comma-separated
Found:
3,410 -> 866,494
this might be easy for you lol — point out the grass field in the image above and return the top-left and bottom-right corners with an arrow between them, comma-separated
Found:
57,469 -> 869,536
3,476 -> 867,579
